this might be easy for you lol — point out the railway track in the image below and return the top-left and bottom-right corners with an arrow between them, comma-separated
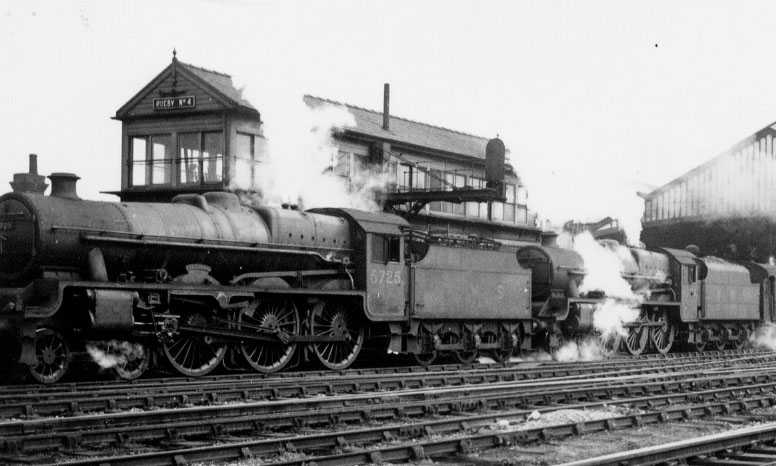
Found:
3,356 -> 776,460
561,417 -> 776,465
30,370 -> 776,465
0,348 -> 756,395
1,350 -> 772,419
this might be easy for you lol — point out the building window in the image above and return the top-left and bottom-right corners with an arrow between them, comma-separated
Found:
130,136 -> 148,186
429,168 -> 443,212
203,132 -> 224,183
397,163 -> 428,192
467,177 -> 485,218
130,135 -> 172,187
151,135 -> 172,185
503,183 -> 517,222
334,150 -> 351,178
179,133 -> 201,184
178,131 -> 224,185
235,132 -> 258,189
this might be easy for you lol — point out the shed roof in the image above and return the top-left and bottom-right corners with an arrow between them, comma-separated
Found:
641,121 -> 776,200
303,95 -> 499,162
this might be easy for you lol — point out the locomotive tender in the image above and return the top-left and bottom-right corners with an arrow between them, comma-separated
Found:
0,160 -> 775,383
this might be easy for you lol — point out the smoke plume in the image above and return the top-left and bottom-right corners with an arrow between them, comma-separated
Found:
230,93 -> 390,211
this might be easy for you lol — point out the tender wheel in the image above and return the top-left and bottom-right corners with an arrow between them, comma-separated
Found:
713,327 -> 728,351
623,323 -> 649,355
162,311 -> 227,377
650,310 -> 675,354
693,327 -> 709,352
483,329 -> 514,363
413,325 -> 438,366
29,328 -> 70,384
734,326 -> 749,350
454,328 -> 478,365
114,342 -> 150,380
311,301 -> 364,370
238,300 -> 300,373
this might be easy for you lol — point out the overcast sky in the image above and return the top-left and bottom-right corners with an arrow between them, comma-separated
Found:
2,0 -> 775,239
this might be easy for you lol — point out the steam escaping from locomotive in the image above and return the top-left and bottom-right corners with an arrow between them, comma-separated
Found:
85,340 -> 146,370
230,95 -> 389,211
572,232 -> 642,339
554,338 -> 606,362
749,323 -> 776,351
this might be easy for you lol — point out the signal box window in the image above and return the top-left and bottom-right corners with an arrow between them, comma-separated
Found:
372,234 -> 401,263
130,135 -> 172,186
151,135 -> 172,185
179,131 -> 224,185
130,136 -> 148,186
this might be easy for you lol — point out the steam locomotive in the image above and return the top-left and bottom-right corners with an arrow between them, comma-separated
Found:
0,166 -> 774,383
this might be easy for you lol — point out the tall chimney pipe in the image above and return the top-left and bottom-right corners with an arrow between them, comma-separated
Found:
29,154 -> 38,175
382,83 -> 390,130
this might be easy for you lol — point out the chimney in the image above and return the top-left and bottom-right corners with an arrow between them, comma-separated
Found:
382,83 -> 390,130
29,154 -> 38,175
48,173 -> 80,200
10,154 -> 48,194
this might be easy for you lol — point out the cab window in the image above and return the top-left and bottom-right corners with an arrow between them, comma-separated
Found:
372,234 -> 400,263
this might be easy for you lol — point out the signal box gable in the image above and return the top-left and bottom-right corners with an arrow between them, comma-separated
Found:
113,54 -> 263,202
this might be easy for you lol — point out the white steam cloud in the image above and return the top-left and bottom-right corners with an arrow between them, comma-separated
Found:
749,323 -> 776,351
554,337 -> 607,362
86,340 -> 146,369
230,93 -> 390,212
551,232 -> 643,360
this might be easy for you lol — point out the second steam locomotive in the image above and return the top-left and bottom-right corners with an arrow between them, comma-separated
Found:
0,162 -> 773,383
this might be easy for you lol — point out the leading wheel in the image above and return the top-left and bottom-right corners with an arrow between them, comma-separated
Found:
239,299 -> 300,373
650,310 -> 675,355
29,328 -> 70,384
114,342 -> 150,380
162,311 -> 227,377
311,301 -> 364,370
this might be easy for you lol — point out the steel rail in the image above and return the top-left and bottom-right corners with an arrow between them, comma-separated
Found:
3,364 -> 776,455
1,351 -> 767,418
49,380 -> 776,465
0,348 -> 764,398
557,421 -> 776,465
2,352 -> 770,419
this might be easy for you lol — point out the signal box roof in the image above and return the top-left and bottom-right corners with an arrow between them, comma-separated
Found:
115,55 -> 259,119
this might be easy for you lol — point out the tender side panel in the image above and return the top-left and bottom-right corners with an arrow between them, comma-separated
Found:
413,245 -> 531,320
701,257 -> 760,321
